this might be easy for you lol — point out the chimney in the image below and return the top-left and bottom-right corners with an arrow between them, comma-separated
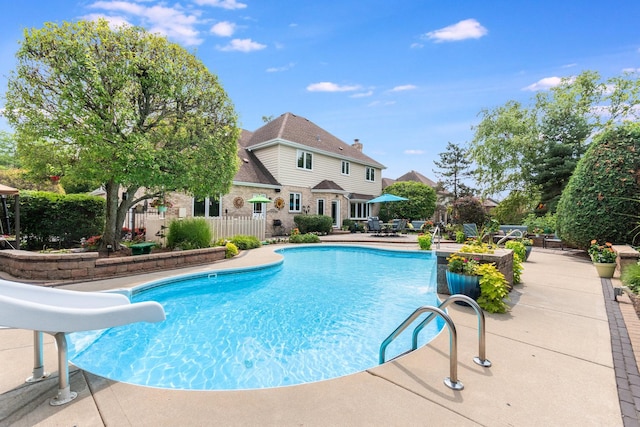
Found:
352,139 -> 363,152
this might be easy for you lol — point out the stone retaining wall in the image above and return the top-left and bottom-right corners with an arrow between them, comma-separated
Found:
435,249 -> 514,294
0,247 -> 226,282
612,245 -> 640,276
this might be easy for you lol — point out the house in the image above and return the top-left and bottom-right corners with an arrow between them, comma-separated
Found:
167,112 -> 385,237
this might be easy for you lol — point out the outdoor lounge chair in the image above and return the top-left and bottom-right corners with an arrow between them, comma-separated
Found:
367,217 -> 382,235
389,219 -> 407,235
463,223 -> 479,240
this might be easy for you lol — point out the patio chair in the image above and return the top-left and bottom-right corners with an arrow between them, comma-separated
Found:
389,219 -> 407,235
367,217 -> 382,235
463,223 -> 479,240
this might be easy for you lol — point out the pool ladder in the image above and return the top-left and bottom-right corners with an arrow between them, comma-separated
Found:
379,295 -> 491,390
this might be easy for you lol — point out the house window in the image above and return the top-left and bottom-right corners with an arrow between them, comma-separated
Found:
297,150 -> 313,170
350,202 -> 370,220
317,199 -> 325,215
193,196 -> 220,217
365,167 -> 375,182
252,194 -> 266,217
289,193 -> 302,212
341,161 -> 350,175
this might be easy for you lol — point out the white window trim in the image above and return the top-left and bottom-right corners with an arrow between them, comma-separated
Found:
365,167 -> 375,182
289,192 -> 302,212
297,149 -> 313,171
341,160 -> 350,176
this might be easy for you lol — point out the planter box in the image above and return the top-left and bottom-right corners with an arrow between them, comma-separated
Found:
435,249 -> 514,295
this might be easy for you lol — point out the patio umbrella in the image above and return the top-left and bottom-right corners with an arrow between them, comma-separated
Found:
247,195 -> 272,203
367,193 -> 409,219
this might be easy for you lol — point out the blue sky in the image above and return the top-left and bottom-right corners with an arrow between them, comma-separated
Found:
1,0 -> 640,181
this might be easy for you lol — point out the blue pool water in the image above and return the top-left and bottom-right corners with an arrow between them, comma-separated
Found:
69,246 -> 443,390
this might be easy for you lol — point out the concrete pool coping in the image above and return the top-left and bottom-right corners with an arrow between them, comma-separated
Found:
0,235 -> 635,425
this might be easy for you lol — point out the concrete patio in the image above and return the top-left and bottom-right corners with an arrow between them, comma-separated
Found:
0,235 -> 637,426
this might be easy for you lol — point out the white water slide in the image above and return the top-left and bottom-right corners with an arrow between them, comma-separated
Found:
0,279 -> 165,405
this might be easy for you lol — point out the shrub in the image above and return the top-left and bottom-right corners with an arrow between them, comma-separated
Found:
418,234 -> 432,250
455,230 -> 465,243
11,190 -> 104,250
476,263 -> 510,313
622,263 -> 640,294
522,212 -> 557,234
294,214 -> 333,234
225,242 -> 239,259
230,234 -> 262,250
556,123 -> 640,249
452,196 -> 486,226
167,218 -> 212,249
289,233 -> 321,244
505,241 -> 526,262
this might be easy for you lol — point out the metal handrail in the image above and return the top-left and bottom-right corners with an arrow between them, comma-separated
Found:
411,295 -> 491,368
379,306 -> 463,390
431,225 -> 441,249
495,229 -> 524,246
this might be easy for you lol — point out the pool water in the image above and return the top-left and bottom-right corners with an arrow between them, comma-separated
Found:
69,246 -> 443,390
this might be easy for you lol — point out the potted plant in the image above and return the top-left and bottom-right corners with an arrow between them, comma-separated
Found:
446,254 -> 481,304
150,197 -> 173,213
588,240 -> 617,278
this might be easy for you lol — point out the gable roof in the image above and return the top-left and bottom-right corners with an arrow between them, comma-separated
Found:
234,130 -> 280,187
245,112 -> 385,169
395,170 -> 437,187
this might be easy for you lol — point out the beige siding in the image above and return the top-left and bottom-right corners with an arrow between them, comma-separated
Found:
253,145 -> 281,180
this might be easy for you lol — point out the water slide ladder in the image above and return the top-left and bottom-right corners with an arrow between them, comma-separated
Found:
379,295 -> 491,390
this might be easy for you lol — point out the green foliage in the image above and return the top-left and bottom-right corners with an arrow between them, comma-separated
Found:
433,142 -> 475,200
289,233 -> 321,244
375,181 -> 436,222
0,131 -> 19,169
452,196 -> 486,226
294,215 -> 333,234
417,234 -> 432,250
225,242 -> 239,259
447,254 -> 479,275
455,231 -> 466,243
167,218 -> 212,249
12,191 -> 105,249
5,19 -> 240,249
342,219 -> 364,232
459,242 -> 495,254
588,240 -> 617,263
505,241 -> 526,263
522,212 -> 557,233
476,263 -> 510,313
622,263 -> 640,293
0,169 -> 63,192
229,234 -> 262,250
557,123 -> 640,248
492,191 -> 537,225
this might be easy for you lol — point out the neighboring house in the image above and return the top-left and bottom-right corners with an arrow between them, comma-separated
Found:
170,112 -> 385,237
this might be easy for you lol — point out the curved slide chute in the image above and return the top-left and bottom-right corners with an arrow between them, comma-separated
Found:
0,279 -> 165,405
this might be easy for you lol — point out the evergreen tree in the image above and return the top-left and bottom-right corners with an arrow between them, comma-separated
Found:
433,142 -> 475,200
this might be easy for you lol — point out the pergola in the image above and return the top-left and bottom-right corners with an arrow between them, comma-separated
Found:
0,183 -> 20,249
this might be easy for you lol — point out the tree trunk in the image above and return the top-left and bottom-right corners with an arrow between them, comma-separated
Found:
100,181 -> 138,252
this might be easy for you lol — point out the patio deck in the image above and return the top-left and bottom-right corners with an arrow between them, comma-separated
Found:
1,234 -> 637,426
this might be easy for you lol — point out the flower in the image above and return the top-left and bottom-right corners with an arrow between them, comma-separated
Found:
520,238 -> 533,246
447,254 -> 480,275
588,240 -> 617,263
291,228 -> 300,236
533,227 -> 543,235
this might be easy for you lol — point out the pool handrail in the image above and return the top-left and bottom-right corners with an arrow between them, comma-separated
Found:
379,306 -> 464,390
411,295 -> 491,368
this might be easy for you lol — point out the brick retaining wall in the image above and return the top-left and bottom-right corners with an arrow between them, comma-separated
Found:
612,244 -> 640,277
435,249 -> 514,294
0,247 -> 226,282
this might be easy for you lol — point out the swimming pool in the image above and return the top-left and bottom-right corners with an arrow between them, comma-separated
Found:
69,245 -> 443,390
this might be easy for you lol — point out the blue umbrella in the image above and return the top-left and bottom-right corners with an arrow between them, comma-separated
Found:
367,193 -> 408,204
367,193 -> 409,219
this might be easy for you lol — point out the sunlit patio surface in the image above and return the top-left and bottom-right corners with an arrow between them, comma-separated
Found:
1,233 -> 636,426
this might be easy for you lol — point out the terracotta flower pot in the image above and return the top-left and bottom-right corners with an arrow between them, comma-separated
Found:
593,262 -> 616,278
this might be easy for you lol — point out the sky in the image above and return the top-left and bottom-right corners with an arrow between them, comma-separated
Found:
1,0 -> 640,182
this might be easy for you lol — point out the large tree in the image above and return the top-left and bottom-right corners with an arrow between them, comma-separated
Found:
4,20 -> 240,250
378,181 -> 436,222
469,70 -> 640,204
0,131 -> 18,169
433,141 -> 475,200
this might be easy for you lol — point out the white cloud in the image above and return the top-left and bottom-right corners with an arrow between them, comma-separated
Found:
350,90 -> 373,98
306,82 -> 361,92
82,13 -> 132,28
391,85 -> 417,92
522,76 -> 563,91
404,149 -> 425,155
217,38 -> 266,52
88,1 -> 203,46
410,42 -> 424,49
266,62 -> 295,72
367,100 -> 396,107
622,67 -> 640,73
210,21 -> 235,37
424,18 -> 487,43
193,0 -> 247,10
